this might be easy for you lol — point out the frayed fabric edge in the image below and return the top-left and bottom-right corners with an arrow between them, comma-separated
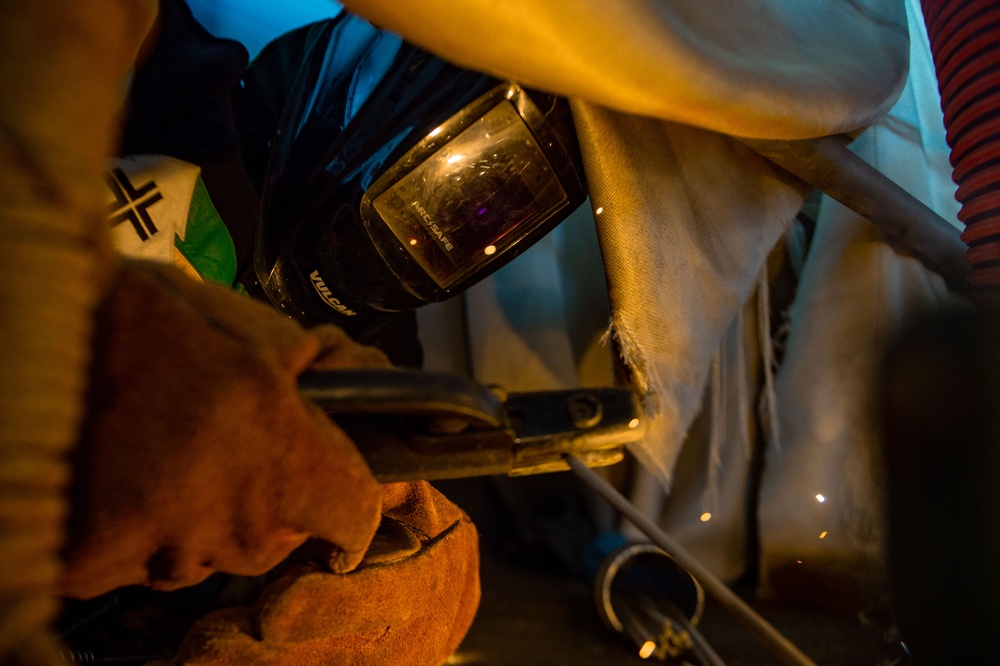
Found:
601,317 -> 680,490
600,317 -> 662,423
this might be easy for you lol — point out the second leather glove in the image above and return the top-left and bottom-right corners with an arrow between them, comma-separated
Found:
160,481 -> 480,666
60,260 -> 387,598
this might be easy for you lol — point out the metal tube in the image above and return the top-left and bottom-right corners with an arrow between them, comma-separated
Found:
567,455 -> 818,666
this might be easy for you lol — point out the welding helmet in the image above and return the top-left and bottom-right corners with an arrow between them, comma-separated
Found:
253,12 -> 587,346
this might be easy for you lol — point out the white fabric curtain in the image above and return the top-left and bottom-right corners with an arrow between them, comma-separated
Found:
757,0 -> 965,607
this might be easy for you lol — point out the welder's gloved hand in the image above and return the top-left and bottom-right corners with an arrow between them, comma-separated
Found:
160,481 -> 480,666
59,260 -> 387,598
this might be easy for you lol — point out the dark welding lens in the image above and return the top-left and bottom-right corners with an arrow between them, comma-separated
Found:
370,99 -> 570,289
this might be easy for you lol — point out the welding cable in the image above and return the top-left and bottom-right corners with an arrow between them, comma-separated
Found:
60,649 -> 172,664
57,596 -> 122,641
921,0 -> 1000,305
566,455 -> 818,666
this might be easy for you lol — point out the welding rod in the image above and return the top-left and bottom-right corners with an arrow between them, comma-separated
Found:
638,596 -> 695,660
616,602 -> 659,659
567,455 -> 818,666
742,135 -> 969,290
662,598 -> 727,666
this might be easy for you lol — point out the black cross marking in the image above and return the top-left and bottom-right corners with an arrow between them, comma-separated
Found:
106,167 -> 162,241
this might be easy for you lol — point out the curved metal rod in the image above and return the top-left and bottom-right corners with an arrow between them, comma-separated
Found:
742,135 -> 969,292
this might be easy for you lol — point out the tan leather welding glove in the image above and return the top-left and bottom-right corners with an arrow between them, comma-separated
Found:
59,259 -> 386,599
160,481 -> 480,666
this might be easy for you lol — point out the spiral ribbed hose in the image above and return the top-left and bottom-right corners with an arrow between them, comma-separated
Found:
922,0 -> 1000,304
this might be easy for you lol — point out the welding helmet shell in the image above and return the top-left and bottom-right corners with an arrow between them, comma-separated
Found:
253,12 -> 587,343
